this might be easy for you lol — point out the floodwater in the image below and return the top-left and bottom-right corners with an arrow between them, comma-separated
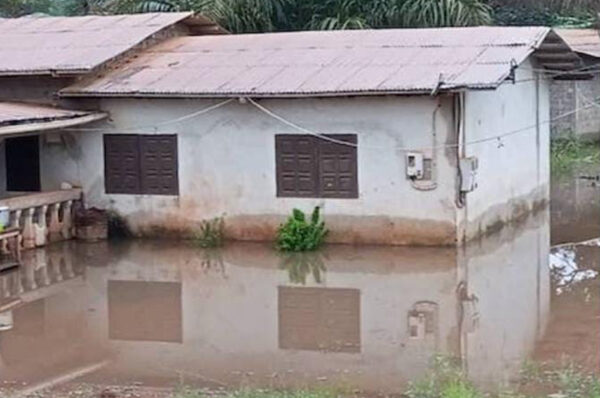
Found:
0,173 -> 598,396
551,164 -> 600,245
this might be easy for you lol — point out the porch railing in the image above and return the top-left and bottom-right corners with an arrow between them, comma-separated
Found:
0,189 -> 82,250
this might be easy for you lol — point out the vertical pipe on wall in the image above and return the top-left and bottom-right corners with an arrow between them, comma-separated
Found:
455,92 -> 466,209
535,71 -> 541,185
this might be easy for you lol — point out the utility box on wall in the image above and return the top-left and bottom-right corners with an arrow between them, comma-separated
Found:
406,152 -> 424,180
459,157 -> 479,193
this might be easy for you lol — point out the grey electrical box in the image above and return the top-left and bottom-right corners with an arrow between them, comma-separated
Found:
459,156 -> 479,192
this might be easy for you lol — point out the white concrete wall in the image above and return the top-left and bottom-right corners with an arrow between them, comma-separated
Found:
40,96 -> 459,245
463,59 -> 551,241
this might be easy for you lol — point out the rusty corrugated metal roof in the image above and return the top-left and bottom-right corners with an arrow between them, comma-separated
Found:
556,29 -> 600,58
62,26 -> 570,98
0,101 -> 105,132
0,12 -> 196,76
0,102 -> 89,125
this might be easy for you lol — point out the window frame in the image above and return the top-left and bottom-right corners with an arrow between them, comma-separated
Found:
103,134 -> 179,196
275,134 -> 358,199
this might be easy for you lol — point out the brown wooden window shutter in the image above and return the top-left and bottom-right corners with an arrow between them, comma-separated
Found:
140,135 -> 179,195
318,134 -> 358,198
276,135 -> 319,197
104,134 -> 178,195
104,135 -> 142,195
275,134 -> 358,199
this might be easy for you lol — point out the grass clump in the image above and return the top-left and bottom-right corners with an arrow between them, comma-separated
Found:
517,361 -> 600,398
194,216 -> 225,248
276,207 -> 328,252
406,356 -> 480,398
173,388 -> 338,398
551,137 -> 600,177
548,363 -> 600,398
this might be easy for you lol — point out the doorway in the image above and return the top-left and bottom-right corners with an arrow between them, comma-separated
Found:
6,135 -> 40,192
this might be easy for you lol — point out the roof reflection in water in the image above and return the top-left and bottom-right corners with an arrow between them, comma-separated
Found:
0,213 -> 550,393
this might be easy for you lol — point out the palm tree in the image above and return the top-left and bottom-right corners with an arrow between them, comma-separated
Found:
138,0 -> 492,32
1,0 -> 493,30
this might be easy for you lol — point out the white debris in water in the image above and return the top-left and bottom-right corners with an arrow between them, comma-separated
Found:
549,247 -> 599,295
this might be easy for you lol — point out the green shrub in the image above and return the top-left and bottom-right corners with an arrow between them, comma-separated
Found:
276,207 -> 328,252
194,216 -> 225,248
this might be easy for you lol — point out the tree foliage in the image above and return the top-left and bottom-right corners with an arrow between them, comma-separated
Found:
135,0 -> 493,32
488,0 -> 598,27
0,0 -> 597,32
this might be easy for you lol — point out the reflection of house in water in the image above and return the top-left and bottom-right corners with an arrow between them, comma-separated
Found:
108,281 -> 182,343
278,286 -> 361,353
0,243 -> 94,387
0,214 -> 549,392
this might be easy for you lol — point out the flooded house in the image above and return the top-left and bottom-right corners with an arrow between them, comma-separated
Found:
552,29 -> 600,141
0,13 -> 587,247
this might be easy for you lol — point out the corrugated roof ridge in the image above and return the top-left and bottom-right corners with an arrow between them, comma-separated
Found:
60,25 -> 580,98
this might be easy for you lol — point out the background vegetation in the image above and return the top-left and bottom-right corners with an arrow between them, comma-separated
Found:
551,137 -> 600,177
1,0 -> 598,32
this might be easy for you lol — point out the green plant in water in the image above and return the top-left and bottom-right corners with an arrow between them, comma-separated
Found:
276,206 -> 328,252
194,216 -> 225,248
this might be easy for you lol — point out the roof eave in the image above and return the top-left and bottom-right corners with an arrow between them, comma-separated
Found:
0,112 -> 107,137
59,87 -> 498,99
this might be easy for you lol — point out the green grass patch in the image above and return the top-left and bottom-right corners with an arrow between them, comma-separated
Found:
551,137 -> 600,177
406,356 -> 481,398
171,359 -> 600,398
193,216 -> 225,248
173,388 -> 340,398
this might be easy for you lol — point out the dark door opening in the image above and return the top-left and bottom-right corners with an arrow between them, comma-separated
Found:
6,135 -> 40,192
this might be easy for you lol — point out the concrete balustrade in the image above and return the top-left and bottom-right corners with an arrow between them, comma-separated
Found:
0,189 -> 82,250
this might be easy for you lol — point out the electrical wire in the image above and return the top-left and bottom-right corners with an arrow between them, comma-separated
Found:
247,95 -> 600,152
64,98 -> 235,132
56,72 -> 599,153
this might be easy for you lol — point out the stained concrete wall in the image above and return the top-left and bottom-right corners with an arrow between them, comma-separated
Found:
40,95 -> 460,246
462,59 -> 551,241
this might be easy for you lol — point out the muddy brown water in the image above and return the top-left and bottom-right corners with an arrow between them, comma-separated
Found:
0,173 -> 598,396
551,164 -> 600,245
